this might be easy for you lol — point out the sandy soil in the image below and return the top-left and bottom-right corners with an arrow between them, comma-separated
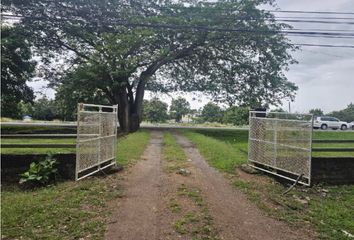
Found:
105,130 -> 315,240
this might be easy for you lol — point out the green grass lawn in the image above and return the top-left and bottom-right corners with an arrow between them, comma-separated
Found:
1,130 -> 151,240
182,128 -> 354,240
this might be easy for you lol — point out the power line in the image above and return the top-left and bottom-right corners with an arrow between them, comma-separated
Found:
276,19 -> 354,25
3,14 -> 354,49
269,10 -> 354,15
294,43 -> 354,48
275,16 -> 354,20
287,28 -> 354,33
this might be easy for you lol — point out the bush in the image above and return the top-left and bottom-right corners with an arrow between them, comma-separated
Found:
19,154 -> 58,186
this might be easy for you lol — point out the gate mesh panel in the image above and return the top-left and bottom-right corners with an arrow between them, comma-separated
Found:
248,111 -> 313,185
76,104 -> 118,180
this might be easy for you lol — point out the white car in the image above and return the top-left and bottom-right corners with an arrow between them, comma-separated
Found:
313,116 -> 349,130
349,121 -> 354,130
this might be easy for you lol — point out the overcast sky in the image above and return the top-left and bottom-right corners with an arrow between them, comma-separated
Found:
28,0 -> 354,114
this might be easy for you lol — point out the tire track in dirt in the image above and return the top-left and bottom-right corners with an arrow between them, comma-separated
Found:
173,132 -> 315,240
105,130 -> 165,240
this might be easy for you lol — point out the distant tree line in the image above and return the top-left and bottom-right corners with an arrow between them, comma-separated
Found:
141,97 -> 250,126
8,95 -> 354,124
309,104 -> 354,122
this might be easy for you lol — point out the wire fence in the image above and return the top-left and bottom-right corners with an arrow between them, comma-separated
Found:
248,111 -> 313,186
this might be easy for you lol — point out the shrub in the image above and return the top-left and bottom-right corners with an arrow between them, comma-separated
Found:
19,154 -> 58,186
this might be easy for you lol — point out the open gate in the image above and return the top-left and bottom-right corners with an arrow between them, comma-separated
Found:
248,111 -> 313,186
76,103 -> 118,180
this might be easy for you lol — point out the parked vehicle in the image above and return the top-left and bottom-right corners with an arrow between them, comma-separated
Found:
349,121 -> 354,130
313,116 -> 349,130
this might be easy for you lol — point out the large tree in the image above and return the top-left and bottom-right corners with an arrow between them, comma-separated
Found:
3,0 -> 297,132
143,98 -> 168,123
1,26 -> 36,118
201,102 -> 223,123
170,97 -> 191,122
223,106 -> 249,125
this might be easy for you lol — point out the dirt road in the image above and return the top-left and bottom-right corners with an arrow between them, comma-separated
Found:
105,130 -> 314,240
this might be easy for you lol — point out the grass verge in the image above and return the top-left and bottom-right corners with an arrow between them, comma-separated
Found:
162,132 -> 188,172
182,130 -> 247,173
1,130 -> 151,240
116,130 -> 150,167
183,128 -> 354,240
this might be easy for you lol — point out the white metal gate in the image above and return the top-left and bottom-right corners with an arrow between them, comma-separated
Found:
76,103 -> 118,180
248,111 -> 313,186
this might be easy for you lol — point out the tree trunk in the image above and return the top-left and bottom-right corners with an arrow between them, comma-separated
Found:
115,63 -> 157,133
116,86 -> 143,133
117,88 -> 131,133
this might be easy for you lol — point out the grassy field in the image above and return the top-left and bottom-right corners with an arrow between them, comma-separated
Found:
1,130 -> 151,240
1,138 -> 76,154
182,129 -> 354,240
1,125 -> 76,134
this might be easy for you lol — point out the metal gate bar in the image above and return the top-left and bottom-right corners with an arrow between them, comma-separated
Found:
248,111 -> 313,186
76,103 -> 118,181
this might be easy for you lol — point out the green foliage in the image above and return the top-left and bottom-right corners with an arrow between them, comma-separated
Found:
1,26 -> 35,118
31,97 -> 61,120
143,97 -> 169,123
223,106 -> 249,126
54,65 -> 112,121
170,97 -> 191,122
4,0 -> 298,131
309,108 -> 324,116
328,103 -> 354,122
201,102 -> 223,123
19,154 -> 58,186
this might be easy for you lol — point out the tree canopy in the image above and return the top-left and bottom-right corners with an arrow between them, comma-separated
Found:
3,0 -> 297,131
1,26 -> 36,118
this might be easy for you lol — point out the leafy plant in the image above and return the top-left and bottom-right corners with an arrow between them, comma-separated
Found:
19,154 -> 58,186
